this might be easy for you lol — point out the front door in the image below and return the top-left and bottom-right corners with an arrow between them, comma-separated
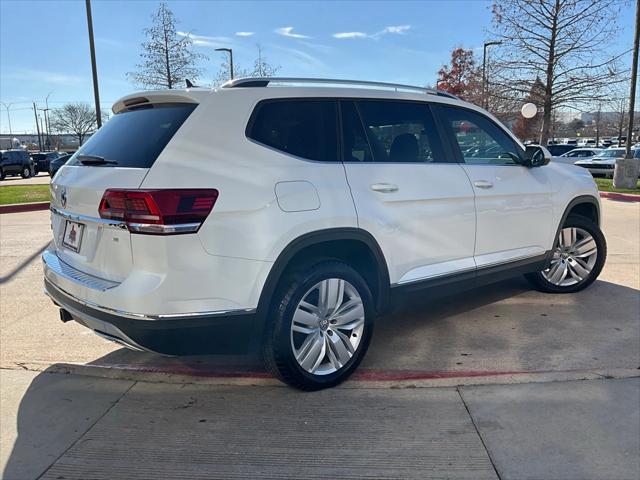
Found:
341,100 -> 476,285
435,105 -> 553,268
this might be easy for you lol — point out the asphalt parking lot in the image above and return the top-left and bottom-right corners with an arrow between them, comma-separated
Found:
1,198 -> 639,479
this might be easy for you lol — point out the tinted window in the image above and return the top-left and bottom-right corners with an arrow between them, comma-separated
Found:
69,103 -> 196,168
438,106 -> 523,165
248,100 -> 338,162
354,100 -> 445,163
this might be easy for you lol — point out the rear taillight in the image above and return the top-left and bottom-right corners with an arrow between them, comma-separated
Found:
99,189 -> 218,235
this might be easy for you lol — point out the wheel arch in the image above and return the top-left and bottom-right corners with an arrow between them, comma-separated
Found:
561,195 -> 600,227
550,195 -> 601,259
256,228 -> 390,321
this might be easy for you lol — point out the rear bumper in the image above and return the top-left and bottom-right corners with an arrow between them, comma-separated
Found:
44,278 -> 257,355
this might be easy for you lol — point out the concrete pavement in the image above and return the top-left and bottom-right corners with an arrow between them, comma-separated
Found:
1,369 -> 637,479
1,197 -> 639,479
0,172 -> 51,186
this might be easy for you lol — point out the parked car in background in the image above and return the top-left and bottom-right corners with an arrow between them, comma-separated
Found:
574,148 -> 639,178
44,77 -> 607,390
31,151 -> 62,174
0,149 -> 34,179
547,144 -> 577,156
553,148 -> 603,165
48,153 -> 73,178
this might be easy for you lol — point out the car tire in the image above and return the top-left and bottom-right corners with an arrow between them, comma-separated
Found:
526,215 -> 606,293
0,168 -> 4,181
263,260 -> 375,390
20,166 -> 31,179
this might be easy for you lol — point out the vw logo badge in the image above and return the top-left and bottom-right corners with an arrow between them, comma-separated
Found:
60,187 -> 67,208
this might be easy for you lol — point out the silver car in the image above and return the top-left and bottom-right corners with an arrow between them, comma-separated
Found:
554,147 -> 603,165
574,148 -> 639,178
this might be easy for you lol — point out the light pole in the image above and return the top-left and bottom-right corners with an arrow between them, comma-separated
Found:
45,91 -> 53,148
625,0 -> 639,159
215,48 -> 234,80
85,0 -> 102,128
0,102 -> 12,138
614,0 -> 639,189
482,40 -> 502,110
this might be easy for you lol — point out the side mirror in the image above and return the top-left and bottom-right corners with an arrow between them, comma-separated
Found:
524,145 -> 551,168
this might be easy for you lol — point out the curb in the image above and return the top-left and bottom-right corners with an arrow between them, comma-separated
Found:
599,191 -> 640,202
5,362 -> 639,389
0,201 -> 50,214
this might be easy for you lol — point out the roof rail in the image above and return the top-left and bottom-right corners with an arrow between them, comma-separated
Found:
220,77 -> 459,99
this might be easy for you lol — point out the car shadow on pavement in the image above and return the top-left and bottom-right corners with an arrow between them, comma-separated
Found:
1,367 -> 135,480
0,241 -> 49,284
63,275 -> 640,379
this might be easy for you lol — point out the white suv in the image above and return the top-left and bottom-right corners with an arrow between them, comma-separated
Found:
44,78 -> 606,390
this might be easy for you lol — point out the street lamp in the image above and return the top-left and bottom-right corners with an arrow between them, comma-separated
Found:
0,102 -> 12,138
85,0 -> 102,128
482,40 -> 502,110
215,48 -> 234,80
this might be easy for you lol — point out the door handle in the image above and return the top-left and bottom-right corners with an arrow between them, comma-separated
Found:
473,180 -> 494,189
370,183 -> 399,193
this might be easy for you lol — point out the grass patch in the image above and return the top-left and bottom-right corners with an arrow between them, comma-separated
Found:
0,185 -> 50,205
594,178 -> 640,195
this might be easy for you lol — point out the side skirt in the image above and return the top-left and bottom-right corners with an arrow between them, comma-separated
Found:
390,252 -> 550,302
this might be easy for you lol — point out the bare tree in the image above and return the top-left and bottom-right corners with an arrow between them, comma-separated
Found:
490,0 -> 627,144
50,103 -> 104,146
128,2 -> 205,89
252,45 -> 280,77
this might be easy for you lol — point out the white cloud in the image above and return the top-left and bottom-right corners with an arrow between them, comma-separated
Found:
333,25 -> 411,40
382,25 -> 411,35
275,27 -> 311,39
177,31 -> 232,46
235,31 -> 255,37
333,32 -> 368,39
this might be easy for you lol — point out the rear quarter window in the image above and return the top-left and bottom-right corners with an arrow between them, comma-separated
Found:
69,103 -> 197,169
247,99 -> 338,162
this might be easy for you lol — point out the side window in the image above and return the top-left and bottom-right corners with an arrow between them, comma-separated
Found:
355,100 -> 446,163
248,99 -> 338,162
340,101 -> 373,162
437,106 -> 523,165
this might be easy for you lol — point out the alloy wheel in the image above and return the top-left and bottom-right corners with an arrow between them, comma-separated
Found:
542,227 -> 598,287
290,278 -> 365,375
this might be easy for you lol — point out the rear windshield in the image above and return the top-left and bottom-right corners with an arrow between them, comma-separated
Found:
68,103 -> 197,168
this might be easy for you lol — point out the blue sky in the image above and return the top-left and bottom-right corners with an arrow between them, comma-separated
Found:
0,0 -> 636,133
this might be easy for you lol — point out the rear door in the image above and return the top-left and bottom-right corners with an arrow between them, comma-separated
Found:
435,105 -> 553,268
50,102 -> 197,281
341,100 -> 476,285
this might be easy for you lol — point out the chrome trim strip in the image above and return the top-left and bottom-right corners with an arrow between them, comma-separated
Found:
127,222 -> 200,234
43,250 -> 120,291
51,207 -> 201,234
396,265 -> 477,285
44,277 -> 256,321
50,206 -> 127,229
393,252 -> 545,286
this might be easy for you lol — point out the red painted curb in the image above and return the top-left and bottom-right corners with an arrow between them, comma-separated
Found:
83,362 -> 560,382
0,201 -> 50,214
599,191 -> 640,202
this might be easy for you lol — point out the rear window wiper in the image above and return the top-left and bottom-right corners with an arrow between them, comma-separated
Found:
77,154 -> 118,166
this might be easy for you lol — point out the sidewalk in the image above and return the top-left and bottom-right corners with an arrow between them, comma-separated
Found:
2,369 -> 638,480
